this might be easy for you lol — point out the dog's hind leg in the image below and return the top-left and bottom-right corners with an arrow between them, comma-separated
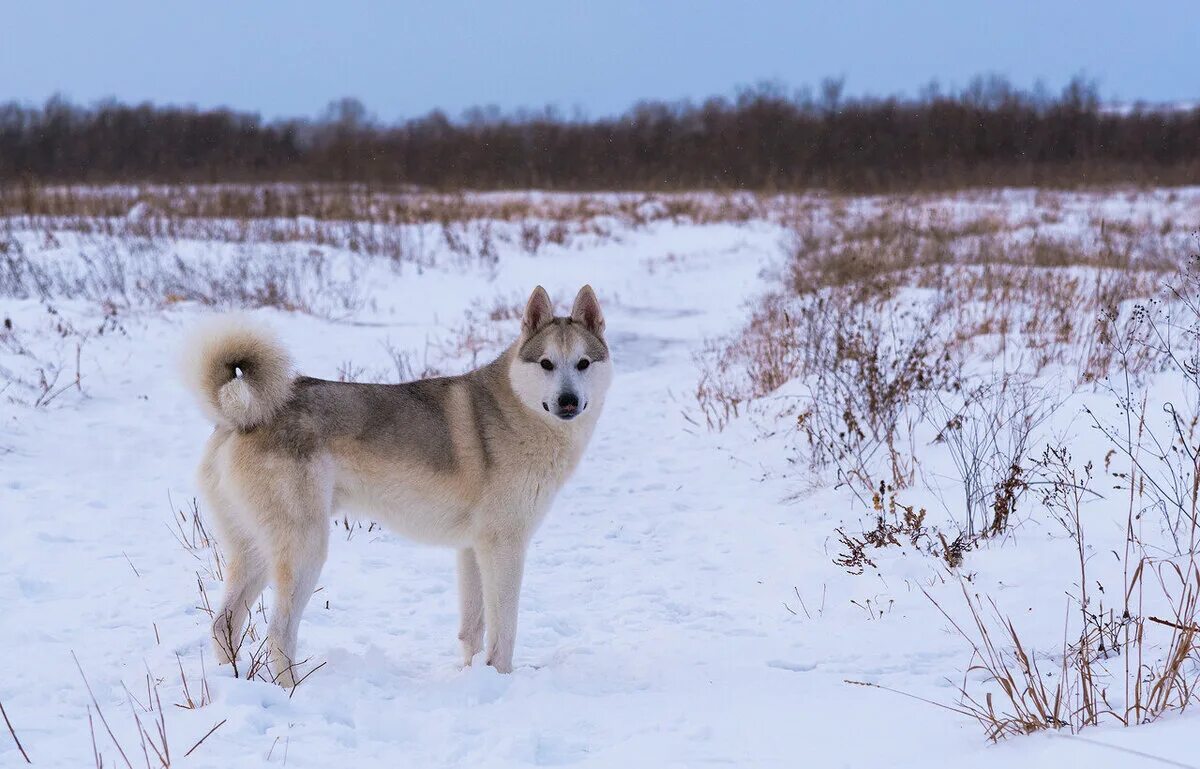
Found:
211,528 -> 268,666
257,467 -> 332,688
456,548 -> 485,666
476,538 -> 527,673
200,448 -> 269,667
262,516 -> 329,687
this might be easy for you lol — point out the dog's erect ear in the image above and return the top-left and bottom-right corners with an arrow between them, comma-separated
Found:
570,285 -> 605,337
522,285 -> 554,334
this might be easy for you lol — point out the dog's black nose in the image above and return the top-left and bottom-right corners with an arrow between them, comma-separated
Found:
557,393 -> 579,413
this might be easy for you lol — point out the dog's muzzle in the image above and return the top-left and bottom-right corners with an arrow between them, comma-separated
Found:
545,392 -> 584,420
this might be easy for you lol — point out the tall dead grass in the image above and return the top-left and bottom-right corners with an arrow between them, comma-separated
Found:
859,262 -> 1200,741
932,454 -> 1200,740
0,182 -> 772,225
696,197 -> 1194,502
1,227 -> 366,316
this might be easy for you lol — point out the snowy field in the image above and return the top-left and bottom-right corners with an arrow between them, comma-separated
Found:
3,187 -> 1200,767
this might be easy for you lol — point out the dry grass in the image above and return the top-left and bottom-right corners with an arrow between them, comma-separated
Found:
861,264 -> 1200,741
852,459 -> 1200,743
697,196 -> 1195,495
197,559 -> 326,692
700,193 -> 1200,744
0,303 -> 124,409
174,654 -> 212,711
0,186 -> 778,318
192,549 -> 324,692
932,547 -> 1200,740
1,227 -> 368,316
75,650 -> 231,768
0,182 -> 775,225
0,184 -> 777,280
167,495 -> 225,583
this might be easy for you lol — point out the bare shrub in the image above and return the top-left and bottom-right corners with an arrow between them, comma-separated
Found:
920,258 -> 1200,742
693,293 -> 812,429
834,481 -> 970,574
1085,261 -> 1200,554
336,339 -> 442,385
932,378 -> 1056,538
1,232 -> 365,316
796,301 -> 962,492
697,197 -> 1189,498
0,303 -> 123,408
855,451 -> 1198,741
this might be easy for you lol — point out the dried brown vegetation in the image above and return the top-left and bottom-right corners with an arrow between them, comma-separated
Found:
833,481 -> 970,574
0,182 -> 772,228
849,257 -> 1200,742
0,185 -> 786,325
934,450 -> 1200,740
696,195 -> 1197,503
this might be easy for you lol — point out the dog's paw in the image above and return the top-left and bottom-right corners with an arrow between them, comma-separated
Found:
459,628 -> 484,668
268,642 -> 299,688
485,656 -> 514,674
460,642 -> 483,668
272,665 -> 298,689
211,635 -> 236,665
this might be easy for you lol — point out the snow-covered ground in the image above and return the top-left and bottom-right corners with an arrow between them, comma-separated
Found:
2,191 -> 1200,767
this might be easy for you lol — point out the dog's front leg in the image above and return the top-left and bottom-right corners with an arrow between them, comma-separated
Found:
456,548 -> 485,665
476,538 -> 527,673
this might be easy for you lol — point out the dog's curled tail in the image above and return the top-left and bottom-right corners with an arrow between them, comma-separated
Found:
182,316 -> 294,430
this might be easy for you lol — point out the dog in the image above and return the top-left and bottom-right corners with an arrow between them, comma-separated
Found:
184,285 -> 610,686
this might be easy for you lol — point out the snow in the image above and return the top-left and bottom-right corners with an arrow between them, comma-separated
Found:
2,193 -> 1199,767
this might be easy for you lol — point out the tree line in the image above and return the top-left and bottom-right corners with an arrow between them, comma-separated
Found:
2,78 -> 1198,191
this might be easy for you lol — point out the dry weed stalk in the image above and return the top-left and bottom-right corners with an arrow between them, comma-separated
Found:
166,495 -> 225,582
174,653 -> 212,711
0,700 -> 31,764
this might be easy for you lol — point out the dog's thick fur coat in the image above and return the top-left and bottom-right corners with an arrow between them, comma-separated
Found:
185,286 -> 610,685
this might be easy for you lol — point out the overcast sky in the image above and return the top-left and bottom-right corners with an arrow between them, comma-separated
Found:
3,1 -> 1196,120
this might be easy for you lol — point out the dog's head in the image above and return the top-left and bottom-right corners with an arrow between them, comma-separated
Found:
509,285 -> 612,424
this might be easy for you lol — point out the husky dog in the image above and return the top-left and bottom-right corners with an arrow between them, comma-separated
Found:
184,286 -> 610,686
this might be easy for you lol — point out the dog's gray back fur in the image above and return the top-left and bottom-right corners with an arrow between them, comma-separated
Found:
262,374 -> 473,470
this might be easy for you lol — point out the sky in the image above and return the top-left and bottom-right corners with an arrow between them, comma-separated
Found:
2,1 -> 1197,121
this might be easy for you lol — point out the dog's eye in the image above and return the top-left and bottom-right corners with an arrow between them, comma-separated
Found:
576,359 -> 590,371
540,359 -> 555,371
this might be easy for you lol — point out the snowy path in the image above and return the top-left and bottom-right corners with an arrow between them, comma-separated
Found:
3,220 -> 1197,767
